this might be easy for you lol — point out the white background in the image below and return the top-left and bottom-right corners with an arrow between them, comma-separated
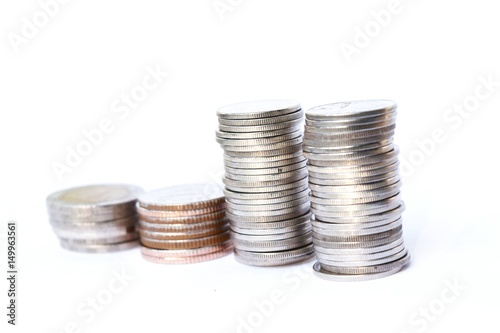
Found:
1,0 -> 499,332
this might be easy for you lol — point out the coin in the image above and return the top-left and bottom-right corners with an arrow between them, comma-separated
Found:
304,100 -> 410,281
137,184 -> 225,211
216,100 -> 313,266
217,99 -> 301,119
46,184 -> 143,253
137,184 -> 233,264
59,239 -> 139,253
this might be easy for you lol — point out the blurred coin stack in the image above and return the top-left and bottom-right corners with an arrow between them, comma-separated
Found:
303,100 -> 411,281
137,184 -> 233,264
216,100 -> 314,266
46,184 -> 143,253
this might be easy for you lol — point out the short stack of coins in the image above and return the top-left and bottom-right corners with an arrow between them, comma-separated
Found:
303,100 -> 411,281
137,184 -> 233,264
216,100 -> 314,266
46,184 -> 143,253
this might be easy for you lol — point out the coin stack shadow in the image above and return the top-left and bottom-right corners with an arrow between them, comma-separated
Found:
303,100 -> 411,281
46,184 -> 143,253
137,184 -> 233,264
216,100 -> 314,266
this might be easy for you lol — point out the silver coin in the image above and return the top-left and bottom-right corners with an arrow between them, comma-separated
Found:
224,156 -> 306,171
228,212 -> 311,229
303,124 -> 396,141
309,176 -> 400,194
52,225 -> 137,240
303,142 -> 394,158
226,206 -> 310,223
223,143 -> 303,157
223,176 -> 309,193
223,137 -> 303,152
217,130 -> 302,147
312,214 -> 401,230
311,193 -> 401,213
231,220 -> 312,236
315,242 -> 406,262
216,99 -> 301,120
234,244 -> 314,266
230,223 -> 311,241
137,183 -> 224,211
232,232 -> 312,252
314,238 -> 404,256
312,262 -> 403,282
216,126 -> 302,140
223,150 -> 304,164
223,184 -> 309,200
225,159 -> 307,176
225,188 -> 309,205
313,218 -> 402,237
49,214 -> 138,229
227,202 -> 310,217
218,119 -> 303,133
305,155 -> 399,174
310,180 -> 401,198
305,110 -> 397,126
46,184 -> 143,216
303,132 -> 395,148
313,225 -> 402,242
306,100 -> 397,120
311,230 -> 403,249
319,250 -> 411,274
313,203 -> 405,224
59,239 -> 139,253
218,110 -> 303,126
224,168 -> 307,183
309,188 -> 400,205
318,248 -> 408,267
308,169 -> 400,186
304,117 -> 396,133
226,196 -> 310,212
306,147 -> 399,167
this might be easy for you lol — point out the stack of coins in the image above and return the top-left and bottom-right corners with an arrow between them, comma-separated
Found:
216,100 -> 314,266
303,100 -> 411,281
46,184 -> 143,253
137,184 -> 233,264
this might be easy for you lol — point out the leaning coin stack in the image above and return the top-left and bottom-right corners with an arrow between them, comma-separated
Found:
46,184 -> 143,253
303,100 -> 411,281
216,100 -> 314,266
137,184 -> 233,264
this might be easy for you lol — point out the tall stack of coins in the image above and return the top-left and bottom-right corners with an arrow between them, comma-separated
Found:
216,100 -> 314,266
303,100 -> 411,281
46,184 -> 143,253
137,184 -> 233,264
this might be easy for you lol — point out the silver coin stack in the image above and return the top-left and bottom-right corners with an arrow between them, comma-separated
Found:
46,184 -> 143,253
216,100 -> 314,266
136,184 -> 233,264
303,100 -> 411,281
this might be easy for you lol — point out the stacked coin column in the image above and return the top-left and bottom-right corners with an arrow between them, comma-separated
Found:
216,100 -> 314,266
303,100 -> 411,281
136,184 -> 233,264
46,184 -> 143,253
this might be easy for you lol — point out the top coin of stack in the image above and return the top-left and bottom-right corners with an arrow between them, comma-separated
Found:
46,184 -> 144,253
303,100 -> 411,281
137,184 -> 233,264
216,100 -> 314,266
